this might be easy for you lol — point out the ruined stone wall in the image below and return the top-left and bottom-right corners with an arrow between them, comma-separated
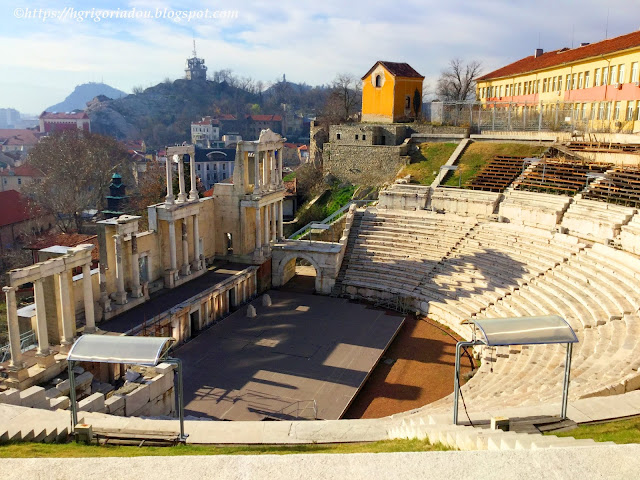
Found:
309,122 -> 328,166
325,144 -> 409,185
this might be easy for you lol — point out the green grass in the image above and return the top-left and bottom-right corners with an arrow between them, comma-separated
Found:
398,143 -> 458,185
0,439 -> 450,458
551,417 -> 640,444
283,171 -> 296,182
325,185 -> 356,216
442,142 -> 546,187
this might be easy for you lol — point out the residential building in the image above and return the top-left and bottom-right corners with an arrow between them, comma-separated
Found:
245,114 -> 283,140
191,116 -> 221,147
194,146 -> 236,190
39,111 -> 91,133
0,164 -> 44,192
0,129 -> 40,153
476,30 -> 640,132
361,61 -> 424,123
0,190 -> 53,254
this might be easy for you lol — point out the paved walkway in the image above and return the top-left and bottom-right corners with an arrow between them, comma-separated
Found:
1,445 -> 639,480
101,262 -> 248,333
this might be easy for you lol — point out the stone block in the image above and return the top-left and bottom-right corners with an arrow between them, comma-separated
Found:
55,371 -> 93,396
75,423 -> 93,444
154,363 -> 174,376
45,387 -> 62,399
19,385 -> 46,408
246,305 -> 257,318
50,396 -> 70,410
78,392 -> 106,413
261,294 -> 272,306
491,416 -> 510,432
105,394 -> 125,415
0,388 -> 21,405
124,384 -> 150,416
149,373 -> 173,401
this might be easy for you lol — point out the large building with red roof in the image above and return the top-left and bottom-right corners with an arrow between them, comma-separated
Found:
0,164 -> 44,192
476,29 -> 640,132
39,111 -> 91,133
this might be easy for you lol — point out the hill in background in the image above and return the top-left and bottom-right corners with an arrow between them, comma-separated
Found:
46,82 -> 128,112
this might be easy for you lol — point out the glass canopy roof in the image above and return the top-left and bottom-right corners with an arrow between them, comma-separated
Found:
67,334 -> 175,366
470,315 -> 578,346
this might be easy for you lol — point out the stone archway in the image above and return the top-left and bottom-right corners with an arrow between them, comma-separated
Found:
273,252 -> 321,293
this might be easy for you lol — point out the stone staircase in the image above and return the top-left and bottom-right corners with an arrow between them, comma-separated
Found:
0,404 -> 69,443
331,210 -> 363,296
388,415 -> 612,450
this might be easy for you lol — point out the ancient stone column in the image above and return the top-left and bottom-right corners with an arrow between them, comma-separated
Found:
180,218 -> 191,276
188,154 -> 198,201
270,150 -> 276,188
82,263 -> 96,333
225,290 -> 231,313
253,152 -> 261,194
33,278 -> 50,355
278,199 -> 284,240
255,207 -> 262,251
57,271 -> 75,345
263,151 -> 269,190
113,234 -> 127,305
177,157 -> 187,203
99,263 -> 111,313
130,234 -> 143,298
277,148 -> 284,186
168,220 -> 178,272
165,155 -> 175,204
253,271 -> 258,297
264,204 -> 270,246
192,214 -> 201,271
3,286 -> 24,368
271,202 -> 277,242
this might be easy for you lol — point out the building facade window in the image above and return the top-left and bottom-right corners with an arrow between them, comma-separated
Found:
578,73 -> 583,89
614,101 -> 621,120
610,65 -> 617,84
632,62 -> 639,83
572,73 -> 577,90
627,102 -> 635,121
619,64 -> 626,84
594,68 -> 600,86
581,103 -> 587,120
585,71 -> 591,88
602,66 -> 608,85
566,74 -> 571,90
598,102 -> 605,120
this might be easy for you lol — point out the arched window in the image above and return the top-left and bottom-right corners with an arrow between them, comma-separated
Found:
375,75 -> 382,87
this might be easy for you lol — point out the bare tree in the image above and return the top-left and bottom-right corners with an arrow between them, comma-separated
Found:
28,130 -> 133,233
328,73 -> 362,122
436,59 -> 482,101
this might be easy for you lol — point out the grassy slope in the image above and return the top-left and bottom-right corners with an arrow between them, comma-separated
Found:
0,439 -> 450,458
398,143 -> 458,185
442,142 -> 546,187
552,417 -> 640,444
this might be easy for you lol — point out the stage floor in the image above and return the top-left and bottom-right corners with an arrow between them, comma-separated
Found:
176,290 -> 405,420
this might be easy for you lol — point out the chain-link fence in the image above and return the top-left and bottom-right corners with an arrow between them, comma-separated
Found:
425,101 -> 637,134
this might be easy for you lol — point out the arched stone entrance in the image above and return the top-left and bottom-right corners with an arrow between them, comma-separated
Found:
271,244 -> 340,295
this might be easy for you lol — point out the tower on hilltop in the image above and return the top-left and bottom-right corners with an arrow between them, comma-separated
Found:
185,40 -> 207,81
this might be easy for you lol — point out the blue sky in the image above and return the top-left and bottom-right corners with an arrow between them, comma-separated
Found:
2,0 -> 640,113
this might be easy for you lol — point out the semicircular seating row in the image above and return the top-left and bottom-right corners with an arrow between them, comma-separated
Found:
340,208 -> 640,413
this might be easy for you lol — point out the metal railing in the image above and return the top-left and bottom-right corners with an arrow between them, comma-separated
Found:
288,200 -> 373,240
266,399 -> 318,420
0,329 -> 37,363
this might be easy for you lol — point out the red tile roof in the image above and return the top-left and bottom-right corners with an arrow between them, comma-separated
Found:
39,111 -> 89,120
248,114 -> 283,122
0,164 -> 44,177
479,30 -> 640,81
0,190 -> 33,227
0,129 -> 40,146
362,61 -> 424,80
203,188 -> 214,197
192,116 -> 220,126
216,114 -> 236,121
27,233 -> 99,261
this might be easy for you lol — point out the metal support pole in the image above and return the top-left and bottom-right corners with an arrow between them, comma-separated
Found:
165,357 -> 187,442
453,341 -> 477,425
561,342 -> 573,420
69,361 -> 78,434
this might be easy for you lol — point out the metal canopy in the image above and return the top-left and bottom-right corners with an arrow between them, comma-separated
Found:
66,335 -> 186,442
470,315 -> 578,346
67,334 -> 174,366
454,315 -> 578,425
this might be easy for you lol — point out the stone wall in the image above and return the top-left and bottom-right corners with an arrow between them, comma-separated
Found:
325,144 -> 409,185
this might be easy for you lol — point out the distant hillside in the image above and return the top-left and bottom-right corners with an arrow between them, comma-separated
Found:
46,82 -> 128,112
85,79 -> 259,146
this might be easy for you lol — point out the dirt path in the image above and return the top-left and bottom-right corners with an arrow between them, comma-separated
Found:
343,314 -> 472,419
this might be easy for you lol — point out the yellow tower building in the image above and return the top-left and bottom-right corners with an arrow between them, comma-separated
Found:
361,61 -> 424,123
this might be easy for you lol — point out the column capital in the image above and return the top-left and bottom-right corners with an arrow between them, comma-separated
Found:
3,285 -> 16,294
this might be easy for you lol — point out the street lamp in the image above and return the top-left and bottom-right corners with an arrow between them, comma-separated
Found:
440,165 -> 461,188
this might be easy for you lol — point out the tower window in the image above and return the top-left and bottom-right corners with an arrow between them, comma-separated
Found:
375,75 -> 382,87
